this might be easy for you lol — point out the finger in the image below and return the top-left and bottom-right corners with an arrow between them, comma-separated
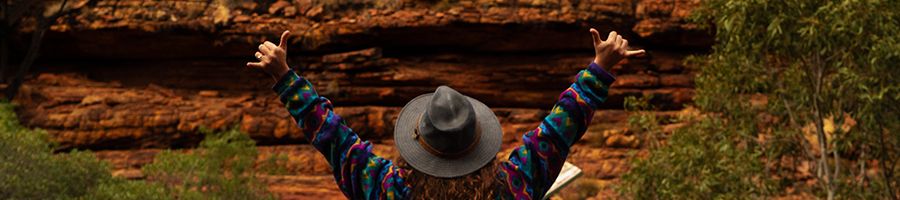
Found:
279,30 -> 291,50
255,52 -> 264,60
247,62 -> 264,68
615,35 -> 623,47
620,39 -> 629,49
263,41 -> 278,54
625,50 -> 646,57
607,31 -> 618,44
590,28 -> 601,45
259,44 -> 272,55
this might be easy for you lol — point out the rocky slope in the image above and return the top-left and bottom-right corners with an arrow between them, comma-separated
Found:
13,0 -> 707,199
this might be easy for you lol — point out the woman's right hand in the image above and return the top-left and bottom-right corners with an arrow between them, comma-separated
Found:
590,29 -> 645,70
247,30 -> 292,82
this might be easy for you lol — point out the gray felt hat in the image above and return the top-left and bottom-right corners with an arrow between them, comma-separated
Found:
394,86 -> 503,178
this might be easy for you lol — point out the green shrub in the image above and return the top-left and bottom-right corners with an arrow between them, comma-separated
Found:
80,179 -> 170,200
0,102 -> 174,199
620,95 -> 769,199
142,127 -> 277,200
619,117 -> 769,200
0,102 -> 113,199
624,95 -> 663,148
0,102 -> 280,199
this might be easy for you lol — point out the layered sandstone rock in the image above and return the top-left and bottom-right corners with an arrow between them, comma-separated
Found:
11,0 -> 708,199
16,71 -> 651,148
17,44 -> 694,149
44,0 -> 708,58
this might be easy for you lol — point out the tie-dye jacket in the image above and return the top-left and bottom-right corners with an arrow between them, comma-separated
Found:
272,62 -> 615,199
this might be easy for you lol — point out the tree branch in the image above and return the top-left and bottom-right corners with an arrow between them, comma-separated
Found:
3,0 -> 68,100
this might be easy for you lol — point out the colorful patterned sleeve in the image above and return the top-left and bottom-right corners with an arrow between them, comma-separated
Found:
498,63 -> 615,199
273,70 -> 410,199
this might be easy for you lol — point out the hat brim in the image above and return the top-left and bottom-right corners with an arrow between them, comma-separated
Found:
394,93 -> 503,178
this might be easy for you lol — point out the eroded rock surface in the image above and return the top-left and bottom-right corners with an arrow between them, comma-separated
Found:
12,0 -> 708,199
44,0 -> 708,58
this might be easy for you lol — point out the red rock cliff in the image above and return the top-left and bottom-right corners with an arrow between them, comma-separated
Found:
12,0 -> 706,198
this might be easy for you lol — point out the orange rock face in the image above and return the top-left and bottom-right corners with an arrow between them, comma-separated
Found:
12,0 -> 707,199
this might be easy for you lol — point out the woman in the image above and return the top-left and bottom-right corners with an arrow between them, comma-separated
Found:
248,29 -> 644,199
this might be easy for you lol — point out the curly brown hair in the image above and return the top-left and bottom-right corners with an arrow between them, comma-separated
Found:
394,157 -> 505,199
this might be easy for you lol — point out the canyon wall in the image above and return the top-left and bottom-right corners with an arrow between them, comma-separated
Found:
12,0 -> 707,198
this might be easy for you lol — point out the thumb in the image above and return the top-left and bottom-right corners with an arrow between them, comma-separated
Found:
279,30 -> 291,51
625,50 -> 646,57
590,28 -> 601,46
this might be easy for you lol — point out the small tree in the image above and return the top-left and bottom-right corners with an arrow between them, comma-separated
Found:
691,0 -> 899,199
621,0 -> 900,199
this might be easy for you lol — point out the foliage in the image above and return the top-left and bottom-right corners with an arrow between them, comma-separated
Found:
620,0 -> 900,199
619,94 -> 770,199
79,179 -> 171,200
0,102 -> 280,199
142,127 -> 278,200
623,95 -> 664,148
0,102 -> 113,199
691,0 -> 900,198
620,117 -> 768,200
0,101 -> 172,199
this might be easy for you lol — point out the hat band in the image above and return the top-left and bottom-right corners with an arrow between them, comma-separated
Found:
414,115 -> 481,158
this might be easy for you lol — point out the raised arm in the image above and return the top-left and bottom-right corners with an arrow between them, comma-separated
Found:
249,31 -> 409,199
498,29 -> 644,199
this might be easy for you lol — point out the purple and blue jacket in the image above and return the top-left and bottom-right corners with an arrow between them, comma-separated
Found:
272,62 -> 615,199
